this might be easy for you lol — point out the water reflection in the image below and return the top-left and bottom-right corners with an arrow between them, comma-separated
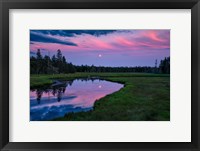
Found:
30,79 -> 124,121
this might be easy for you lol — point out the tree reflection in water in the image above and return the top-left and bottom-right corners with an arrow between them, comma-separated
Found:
32,82 -> 71,104
31,78 -> 101,104
36,90 -> 43,104
30,78 -> 124,121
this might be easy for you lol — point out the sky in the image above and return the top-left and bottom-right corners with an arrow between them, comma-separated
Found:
30,30 -> 170,67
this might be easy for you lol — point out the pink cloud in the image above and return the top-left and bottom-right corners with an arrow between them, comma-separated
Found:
30,30 -> 170,54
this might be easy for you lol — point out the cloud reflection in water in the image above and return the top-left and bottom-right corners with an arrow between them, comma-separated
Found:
30,79 -> 124,121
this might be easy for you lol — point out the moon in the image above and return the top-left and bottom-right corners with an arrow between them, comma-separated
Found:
98,54 -> 102,58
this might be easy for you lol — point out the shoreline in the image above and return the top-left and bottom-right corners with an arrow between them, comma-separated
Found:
30,73 -> 170,121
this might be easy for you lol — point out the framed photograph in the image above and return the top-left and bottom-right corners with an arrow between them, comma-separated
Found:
0,0 -> 199,150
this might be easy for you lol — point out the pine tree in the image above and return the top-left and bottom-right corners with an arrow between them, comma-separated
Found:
36,49 -> 43,74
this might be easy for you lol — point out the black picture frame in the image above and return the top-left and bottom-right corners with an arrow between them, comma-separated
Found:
0,0 -> 199,150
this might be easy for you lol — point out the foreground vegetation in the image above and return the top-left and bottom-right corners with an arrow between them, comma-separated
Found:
30,73 -> 170,121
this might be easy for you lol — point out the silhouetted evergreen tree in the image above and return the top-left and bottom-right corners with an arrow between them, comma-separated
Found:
36,49 -> 43,74
30,49 -> 76,74
159,57 -> 170,74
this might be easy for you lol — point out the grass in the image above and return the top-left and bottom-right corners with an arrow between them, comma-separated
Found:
30,72 -> 169,88
30,73 -> 170,121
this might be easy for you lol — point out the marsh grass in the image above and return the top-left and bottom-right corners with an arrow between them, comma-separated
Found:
30,73 -> 170,121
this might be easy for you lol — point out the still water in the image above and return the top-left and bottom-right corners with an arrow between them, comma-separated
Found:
30,79 -> 124,121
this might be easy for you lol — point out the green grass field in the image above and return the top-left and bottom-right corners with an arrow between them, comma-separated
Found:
30,73 -> 170,121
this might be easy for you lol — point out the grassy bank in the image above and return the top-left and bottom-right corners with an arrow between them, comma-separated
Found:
30,72 -> 169,88
30,73 -> 170,121
55,76 -> 169,121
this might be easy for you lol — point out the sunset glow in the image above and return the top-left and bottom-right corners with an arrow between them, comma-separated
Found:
30,30 -> 170,67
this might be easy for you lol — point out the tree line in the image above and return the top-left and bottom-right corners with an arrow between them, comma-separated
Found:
30,49 -> 76,74
75,65 -> 156,73
30,49 -> 170,74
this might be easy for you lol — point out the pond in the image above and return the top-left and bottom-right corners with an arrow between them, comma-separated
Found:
30,78 -> 124,121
